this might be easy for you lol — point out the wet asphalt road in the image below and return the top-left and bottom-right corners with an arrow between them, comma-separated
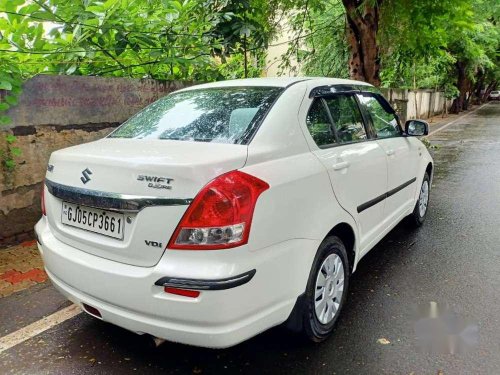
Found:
1,103 -> 500,374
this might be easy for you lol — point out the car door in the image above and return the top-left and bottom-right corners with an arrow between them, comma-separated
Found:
356,93 -> 420,223
303,93 -> 388,251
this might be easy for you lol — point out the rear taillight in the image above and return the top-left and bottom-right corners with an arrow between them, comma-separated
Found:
41,184 -> 46,216
168,170 -> 269,250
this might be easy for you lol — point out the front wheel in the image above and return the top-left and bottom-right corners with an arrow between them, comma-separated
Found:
302,236 -> 350,342
408,172 -> 430,227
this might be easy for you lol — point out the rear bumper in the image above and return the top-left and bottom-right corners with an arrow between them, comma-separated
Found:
35,218 -> 318,348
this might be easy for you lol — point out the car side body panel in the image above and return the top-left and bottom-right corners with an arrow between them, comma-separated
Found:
294,81 -> 433,265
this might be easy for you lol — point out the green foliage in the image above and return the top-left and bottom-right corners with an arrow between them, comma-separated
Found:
216,45 -> 266,79
379,0 -> 475,61
0,0 -> 36,169
0,0 -> 277,169
0,133 -> 20,170
380,0 -> 498,96
272,0 -> 347,76
380,54 -> 457,90
0,0 -> 275,80
294,2 -> 349,78
278,0 -> 499,99
212,0 -> 274,54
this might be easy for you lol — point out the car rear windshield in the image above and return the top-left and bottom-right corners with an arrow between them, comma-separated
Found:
108,86 -> 283,144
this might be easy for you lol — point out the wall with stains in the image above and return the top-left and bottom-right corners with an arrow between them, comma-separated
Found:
0,75 -> 193,247
381,88 -> 453,123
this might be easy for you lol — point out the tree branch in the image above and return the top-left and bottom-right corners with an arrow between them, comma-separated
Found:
93,53 -> 212,75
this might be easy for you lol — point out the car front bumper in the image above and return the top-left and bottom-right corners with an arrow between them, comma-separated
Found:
35,217 -> 318,348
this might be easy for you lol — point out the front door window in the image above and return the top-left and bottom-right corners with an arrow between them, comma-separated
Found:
357,95 -> 400,138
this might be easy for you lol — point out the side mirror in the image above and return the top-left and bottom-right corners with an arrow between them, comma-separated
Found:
405,119 -> 429,136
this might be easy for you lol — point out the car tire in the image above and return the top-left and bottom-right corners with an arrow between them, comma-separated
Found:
301,236 -> 350,343
408,172 -> 430,227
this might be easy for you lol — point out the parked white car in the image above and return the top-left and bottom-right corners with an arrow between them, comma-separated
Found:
35,77 -> 433,348
489,90 -> 500,100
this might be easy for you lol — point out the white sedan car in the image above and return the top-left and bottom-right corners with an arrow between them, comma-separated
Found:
35,77 -> 433,348
489,90 -> 500,100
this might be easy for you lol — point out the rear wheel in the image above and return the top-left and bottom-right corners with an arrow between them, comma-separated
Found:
408,172 -> 430,227
302,236 -> 350,342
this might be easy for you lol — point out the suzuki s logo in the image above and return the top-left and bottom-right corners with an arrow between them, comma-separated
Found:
80,168 -> 92,184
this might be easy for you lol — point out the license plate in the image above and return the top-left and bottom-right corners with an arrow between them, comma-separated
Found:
61,202 -> 125,240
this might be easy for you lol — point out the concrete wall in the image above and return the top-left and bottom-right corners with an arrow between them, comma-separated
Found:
381,88 -> 452,123
0,75 -> 192,247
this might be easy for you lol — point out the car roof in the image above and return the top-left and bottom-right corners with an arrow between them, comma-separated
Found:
177,77 -> 373,92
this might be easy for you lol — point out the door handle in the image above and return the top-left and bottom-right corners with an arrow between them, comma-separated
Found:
332,161 -> 350,171
386,149 -> 395,156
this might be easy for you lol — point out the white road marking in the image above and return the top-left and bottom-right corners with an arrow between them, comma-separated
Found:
426,102 -> 490,138
0,304 -> 81,354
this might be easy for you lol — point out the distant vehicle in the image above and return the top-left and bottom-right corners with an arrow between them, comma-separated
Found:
489,91 -> 500,100
35,77 -> 433,348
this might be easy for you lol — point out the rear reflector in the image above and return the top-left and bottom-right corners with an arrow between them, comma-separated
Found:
164,287 -> 200,298
82,303 -> 102,318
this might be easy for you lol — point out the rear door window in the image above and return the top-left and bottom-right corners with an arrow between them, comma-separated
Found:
324,95 -> 367,143
109,87 -> 282,144
306,99 -> 336,147
306,94 -> 367,148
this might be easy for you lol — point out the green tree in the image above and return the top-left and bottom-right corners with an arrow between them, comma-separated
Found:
278,0 -> 484,87
277,1 -> 349,77
0,0 -> 277,168
0,0 -> 48,169
381,0 -> 498,112
0,0 -> 276,82
278,0 -> 498,115
447,1 -> 499,112
211,0 -> 275,78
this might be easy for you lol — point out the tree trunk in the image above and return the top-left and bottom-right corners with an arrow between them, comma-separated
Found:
463,79 -> 473,111
473,70 -> 484,104
450,61 -> 467,113
243,34 -> 248,78
342,0 -> 381,86
482,80 -> 498,101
